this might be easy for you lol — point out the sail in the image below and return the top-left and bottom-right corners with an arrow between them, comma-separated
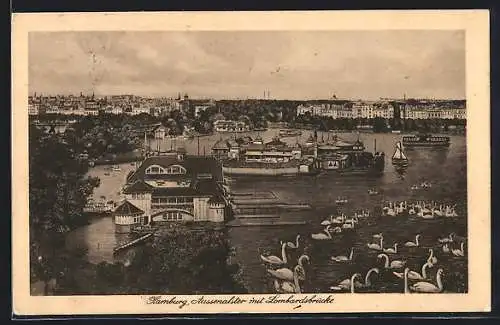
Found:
392,142 -> 408,160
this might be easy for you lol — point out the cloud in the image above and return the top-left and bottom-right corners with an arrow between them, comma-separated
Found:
28,30 -> 465,99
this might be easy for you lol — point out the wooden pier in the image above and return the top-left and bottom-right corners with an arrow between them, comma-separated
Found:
113,233 -> 154,254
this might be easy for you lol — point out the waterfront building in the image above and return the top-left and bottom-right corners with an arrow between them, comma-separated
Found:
117,152 -> 227,232
153,125 -> 167,140
243,137 -> 298,163
114,200 -> 146,234
213,120 -> 249,133
212,138 -> 231,159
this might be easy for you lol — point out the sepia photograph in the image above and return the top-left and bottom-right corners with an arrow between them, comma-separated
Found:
12,11 -> 490,315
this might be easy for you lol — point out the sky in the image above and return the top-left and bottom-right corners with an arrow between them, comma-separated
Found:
28,30 -> 465,100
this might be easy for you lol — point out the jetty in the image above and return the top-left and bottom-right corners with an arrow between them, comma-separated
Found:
113,233 -> 154,254
227,219 -> 308,227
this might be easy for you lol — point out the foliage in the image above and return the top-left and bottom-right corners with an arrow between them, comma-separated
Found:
29,124 -> 100,286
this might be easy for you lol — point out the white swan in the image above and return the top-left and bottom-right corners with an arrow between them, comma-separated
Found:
442,243 -> 450,253
438,233 -> 455,244
287,234 -> 301,249
311,225 -> 332,240
404,234 -> 421,247
427,248 -> 438,265
268,255 -> 310,281
383,243 -> 398,254
421,209 -> 435,219
367,236 -> 384,251
331,248 -> 354,262
330,273 -> 362,293
373,233 -> 383,239
320,219 -> 331,226
273,265 -> 303,293
452,242 -> 465,257
260,242 -> 289,265
342,220 -> 356,229
378,253 -> 406,269
409,268 -> 444,293
393,262 -> 432,280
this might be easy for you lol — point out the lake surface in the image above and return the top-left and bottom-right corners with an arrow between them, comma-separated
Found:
66,130 -> 468,294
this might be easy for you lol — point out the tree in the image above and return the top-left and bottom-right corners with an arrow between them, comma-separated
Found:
123,228 -> 247,294
29,124 -> 100,291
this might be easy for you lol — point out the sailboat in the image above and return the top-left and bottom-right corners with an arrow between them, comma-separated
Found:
392,141 -> 409,167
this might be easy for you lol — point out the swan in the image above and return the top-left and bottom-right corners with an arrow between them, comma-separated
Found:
378,253 -> 406,269
367,236 -> 384,251
342,220 -> 356,229
373,233 -> 383,239
273,265 -> 303,293
426,249 -> 438,266
421,209 -> 435,219
330,226 -> 342,233
442,243 -> 450,253
404,234 -> 421,247
331,214 -> 346,225
330,273 -> 362,293
268,255 -> 310,281
320,219 -> 331,226
438,233 -> 455,244
383,243 -> 398,254
260,242 -> 289,265
331,248 -> 354,262
360,268 -> 380,288
408,206 -> 416,215
409,268 -> 444,293
311,225 -> 333,240
452,242 -> 465,257
393,262 -> 432,280
287,234 -> 301,249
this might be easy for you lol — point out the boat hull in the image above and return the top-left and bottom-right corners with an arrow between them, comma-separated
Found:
403,142 -> 450,148
222,166 -> 318,176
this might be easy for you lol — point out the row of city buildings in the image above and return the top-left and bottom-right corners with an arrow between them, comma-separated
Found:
28,93 -> 215,117
296,100 -> 466,120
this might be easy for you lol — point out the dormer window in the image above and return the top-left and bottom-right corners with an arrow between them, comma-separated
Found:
145,165 -> 166,175
145,164 -> 187,175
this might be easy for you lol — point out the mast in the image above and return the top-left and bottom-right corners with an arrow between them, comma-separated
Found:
374,138 -> 377,153
197,136 -> 200,156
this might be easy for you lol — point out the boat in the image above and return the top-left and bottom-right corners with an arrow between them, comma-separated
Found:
278,129 -> 302,137
315,136 -> 385,176
402,133 -> 450,148
112,165 -> 121,171
391,141 -> 409,167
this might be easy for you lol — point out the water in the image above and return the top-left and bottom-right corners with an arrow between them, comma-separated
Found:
66,130 -> 467,293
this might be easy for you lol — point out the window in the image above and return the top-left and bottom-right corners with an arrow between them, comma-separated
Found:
146,165 -> 166,175
145,164 -> 187,175
166,164 -> 187,175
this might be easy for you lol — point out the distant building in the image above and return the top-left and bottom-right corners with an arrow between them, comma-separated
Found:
194,105 -> 212,117
213,120 -> 249,133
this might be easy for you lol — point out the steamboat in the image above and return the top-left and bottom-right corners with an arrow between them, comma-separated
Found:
402,133 -> 450,148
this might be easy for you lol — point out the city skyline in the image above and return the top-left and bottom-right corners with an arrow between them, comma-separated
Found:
29,30 -> 466,100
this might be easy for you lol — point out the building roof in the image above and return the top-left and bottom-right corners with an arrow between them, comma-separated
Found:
123,180 -> 154,194
114,200 -> 144,215
212,138 -> 230,150
127,155 -> 223,184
